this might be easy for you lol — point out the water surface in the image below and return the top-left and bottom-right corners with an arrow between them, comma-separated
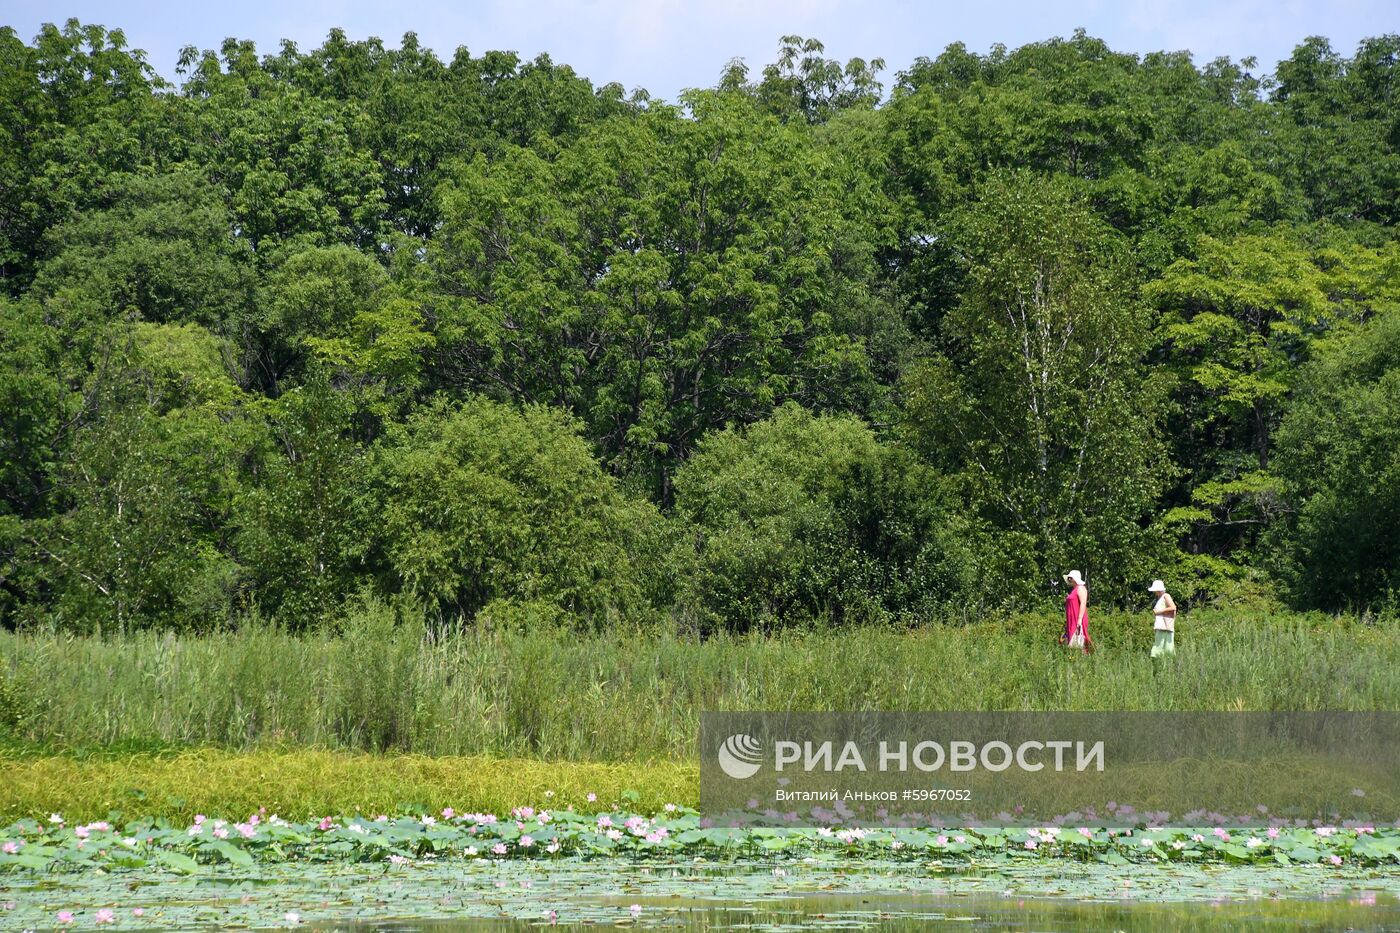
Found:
3,858 -> 1398,929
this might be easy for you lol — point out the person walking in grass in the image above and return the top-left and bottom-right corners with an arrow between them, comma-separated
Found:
1149,579 -> 1177,658
1061,570 -> 1092,654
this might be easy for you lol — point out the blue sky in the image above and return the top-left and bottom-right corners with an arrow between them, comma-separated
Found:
2,1 -> 1395,99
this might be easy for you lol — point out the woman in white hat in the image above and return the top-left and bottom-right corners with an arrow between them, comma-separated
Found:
1061,570 -> 1091,654
1148,579 -> 1176,657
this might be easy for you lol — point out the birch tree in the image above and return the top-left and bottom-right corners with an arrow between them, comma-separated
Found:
901,171 -> 1173,601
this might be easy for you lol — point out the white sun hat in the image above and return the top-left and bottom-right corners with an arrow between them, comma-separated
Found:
1063,570 -> 1085,586
1148,579 -> 1166,593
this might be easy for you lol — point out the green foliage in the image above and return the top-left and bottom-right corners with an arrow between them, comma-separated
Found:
172,40 -> 387,260
721,35 -> 886,124
233,380 -> 369,628
371,398 -> 663,624
252,245 -> 433,403
673,405 -> 974,630
1,20 -> 1398,630
0,21 -> 169,288
1270,307 -> 1400,608
31,171 -> 254,342
901,172 -> 1173,603
1272,36 -> 1400,226
429,89 -> 899,496
28,325 -> 256,631
1147,233 -> 1399,584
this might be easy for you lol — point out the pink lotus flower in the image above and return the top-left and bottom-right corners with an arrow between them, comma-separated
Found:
74,826 -> 90,839
441,808 -> 455,819
935,834 -> 949,845
1330,854 -> 1344,866
1024,840 -> 1037,850
1267,827 -> 1280,838
586,793 -> 597,803
2,841 -> 18,854
57,910 -> 75,925
95,908 -> 115,924
133,908 -> 145,917
318,817 -> 334,831
519,836 -> 534,848
213,826 -> 229,839
630,904 -> 642,916
491,843 -> 507,855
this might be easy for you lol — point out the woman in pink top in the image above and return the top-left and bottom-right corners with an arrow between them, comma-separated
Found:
1061,570 -> 1091,654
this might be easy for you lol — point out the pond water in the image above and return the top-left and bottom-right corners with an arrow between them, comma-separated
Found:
3,859 -> 1399,930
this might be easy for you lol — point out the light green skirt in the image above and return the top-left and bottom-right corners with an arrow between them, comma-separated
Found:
1151,629 -> 1176,658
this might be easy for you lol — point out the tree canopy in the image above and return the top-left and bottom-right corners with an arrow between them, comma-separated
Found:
2,20 -> 1398,631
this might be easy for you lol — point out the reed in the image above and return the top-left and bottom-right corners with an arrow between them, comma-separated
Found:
3,604 -> 1395,762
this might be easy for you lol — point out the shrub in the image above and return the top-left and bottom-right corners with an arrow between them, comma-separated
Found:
672,404 -> 975,631
371,397 -> 664,625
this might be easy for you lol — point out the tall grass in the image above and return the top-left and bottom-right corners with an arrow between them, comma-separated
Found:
3,603 -> 1397,761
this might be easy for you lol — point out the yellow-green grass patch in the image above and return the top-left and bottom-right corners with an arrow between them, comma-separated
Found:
0,749 -> 698,823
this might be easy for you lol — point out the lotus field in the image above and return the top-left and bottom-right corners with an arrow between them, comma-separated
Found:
4,804 -> 1400,929
6,805 -> 1400,870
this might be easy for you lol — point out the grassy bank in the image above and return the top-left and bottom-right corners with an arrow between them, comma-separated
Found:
0,750 -> 693,823
3,608 -> 1398,760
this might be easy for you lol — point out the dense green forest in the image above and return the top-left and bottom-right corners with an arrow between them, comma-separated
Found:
1,21 -> 1397,633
